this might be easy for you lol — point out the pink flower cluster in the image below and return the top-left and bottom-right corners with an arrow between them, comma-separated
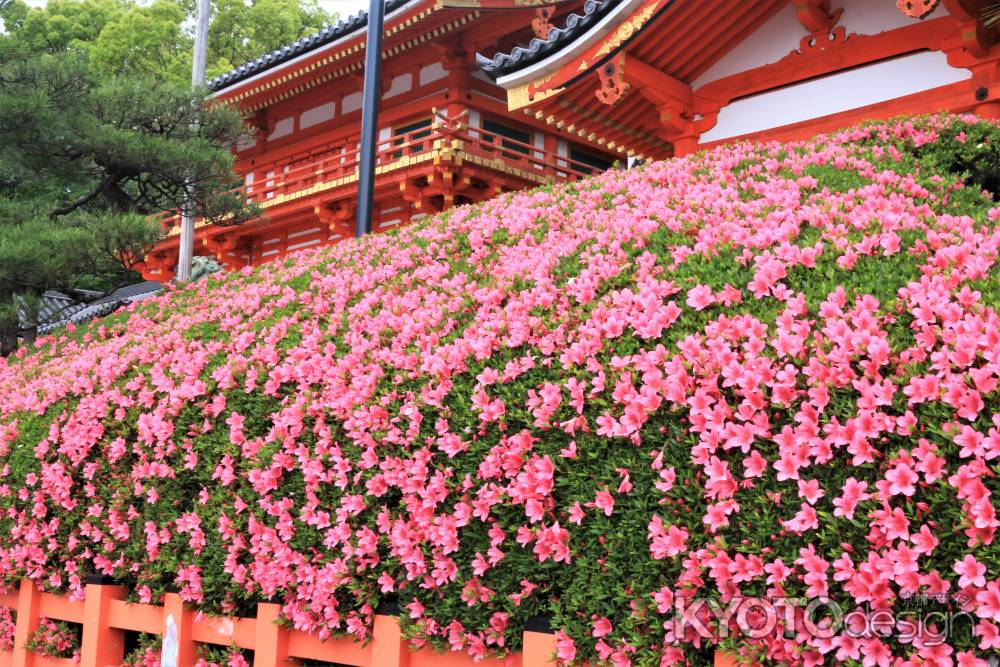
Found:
25,617 -> 80,661
0,114 -> 998,665
0,607 -> 14,652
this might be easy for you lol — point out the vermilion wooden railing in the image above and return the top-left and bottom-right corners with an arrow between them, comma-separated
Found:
0,579 -> 742,667
0,578 -> 555,667
151,116 -> 603,234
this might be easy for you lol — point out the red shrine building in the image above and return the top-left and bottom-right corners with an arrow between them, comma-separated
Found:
140,0 -> 1000,280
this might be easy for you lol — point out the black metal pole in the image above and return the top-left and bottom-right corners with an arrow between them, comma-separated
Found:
355,0 -> 385,237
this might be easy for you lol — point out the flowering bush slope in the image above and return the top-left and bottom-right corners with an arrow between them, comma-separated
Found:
1,115 -> 999,666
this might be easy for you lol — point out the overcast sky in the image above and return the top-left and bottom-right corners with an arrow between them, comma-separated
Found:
319,0 -> 371,19
23,0 -> 374,19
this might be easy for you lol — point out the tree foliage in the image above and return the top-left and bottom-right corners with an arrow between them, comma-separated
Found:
2,0 -> 335,85
0,9 -> 259,354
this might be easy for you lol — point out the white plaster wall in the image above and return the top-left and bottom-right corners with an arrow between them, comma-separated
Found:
420,62 -> 449,85
833,0 -> 947,36
692,3 -> 802,88
269,117 -> 295,140
287,226 -> 321,240
384,73 -> 413,99
469,109 -> 481,138
556,138 -> 568,176
693,0 -> 948,89
300,101 -> 336,129
236,133 -> 256,152
378,126 -> 392,155
287,239 -> 322,252
699,51 -> 970,143
342,91 -> 363,114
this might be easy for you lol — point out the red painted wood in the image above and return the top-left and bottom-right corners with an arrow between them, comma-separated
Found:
80,584 -> 127,667
252,603 -> 288,666
522,631 -> 558,666
715,651 -> 746,667
11,580 -> 40,667
162,593 -> 197,666
0,579 -> 753,667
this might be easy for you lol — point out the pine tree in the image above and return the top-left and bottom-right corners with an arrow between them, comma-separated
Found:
0,22 -> 256,354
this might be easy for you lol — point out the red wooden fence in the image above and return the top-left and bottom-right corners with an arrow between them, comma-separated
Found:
0,579 -> 740,667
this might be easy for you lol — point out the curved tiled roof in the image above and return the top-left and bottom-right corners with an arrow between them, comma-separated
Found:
476,0 -> 620,80
207,0 -> 411,92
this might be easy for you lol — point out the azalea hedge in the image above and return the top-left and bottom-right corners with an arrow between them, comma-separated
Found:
1,114 -> 999,666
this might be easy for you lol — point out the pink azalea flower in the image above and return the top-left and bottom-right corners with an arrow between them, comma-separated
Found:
591,616 -> 612,638
685,285 -> 715,311
955,555 -> 987,588
593,488 -> 615,516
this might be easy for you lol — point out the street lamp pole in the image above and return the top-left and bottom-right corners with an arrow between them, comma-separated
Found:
355,0 -> 386,237
177,0 -> 211,282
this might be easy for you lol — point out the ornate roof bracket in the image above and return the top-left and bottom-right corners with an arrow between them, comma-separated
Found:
532,6 -> 557,39
315,203 -> 355,238
897,0 -> 941,18
595,53 -> 630,104
898,0 -> 994,57
591,51 -> 706,155
942,0 -> 995,58
794,0 -> 842,33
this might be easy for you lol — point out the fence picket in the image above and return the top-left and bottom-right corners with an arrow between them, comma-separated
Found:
80,582 -> 127,667
252,603 -> 288,665
11,580 -> 41,667
161,593 -> 196,666
0,578 -> 742,667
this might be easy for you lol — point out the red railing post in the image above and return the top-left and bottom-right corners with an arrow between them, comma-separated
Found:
370,614 -> 408,667
162,592 -> 197,665
253,602 -> 290,666
522,629 -> 557,667
715,651 -> 742,666
11,580 -> 40,667
80,580 -> 127,667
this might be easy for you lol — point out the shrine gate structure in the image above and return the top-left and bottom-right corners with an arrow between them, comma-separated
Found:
140,0 -> 1000,279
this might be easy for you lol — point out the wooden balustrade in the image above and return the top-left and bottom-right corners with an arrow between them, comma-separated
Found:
0,579 -> 558,667
152,118 -> 607,234
0,579 -> 743,667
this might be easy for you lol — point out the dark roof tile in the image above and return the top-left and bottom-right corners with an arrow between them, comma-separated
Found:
477,0 -> 620,80
208,0 -> 410,92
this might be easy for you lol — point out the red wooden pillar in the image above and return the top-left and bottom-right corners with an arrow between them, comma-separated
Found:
11,580 -> 40,667
80,580 -> 127,666
370,614 -> 409,667
975,101 -> 1000,120
254,602 -> 292,666
714,651 -> 741,667
162,592 -> 198,666
522,630 -> 557,667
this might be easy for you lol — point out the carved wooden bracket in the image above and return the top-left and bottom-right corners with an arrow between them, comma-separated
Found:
315,203 -> 354,237
941,0 -> 995,57
532,6 -> 556,39
793,26 -> 849,56
897,0 -> 940,18
433,42 -> 469,71
203,235 -> 237,256
203,234 -> 251,270
794,0 -> 843,33
898,0 -> 995,59
595,54 -> 629,105
139,252 -> 176,281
